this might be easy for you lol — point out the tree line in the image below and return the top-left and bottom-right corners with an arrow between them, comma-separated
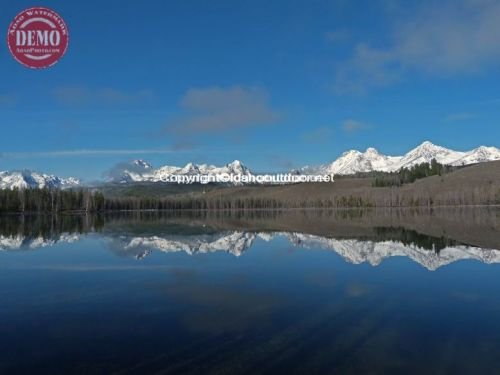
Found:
0,188 -> 373,212
0,188 -> 105,213
1,177 -> 499,213
373,159 -> 455,187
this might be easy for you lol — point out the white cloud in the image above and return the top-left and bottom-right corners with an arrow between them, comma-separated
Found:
342,119 -> 370,133
164,86 -> 280,145
334,0 -> 500,93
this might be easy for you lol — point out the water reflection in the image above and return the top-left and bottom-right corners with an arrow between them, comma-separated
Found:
1,208 -> 499,270
2,209 -> 500,373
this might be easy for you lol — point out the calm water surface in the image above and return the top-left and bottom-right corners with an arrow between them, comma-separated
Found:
1,208 -> 500,374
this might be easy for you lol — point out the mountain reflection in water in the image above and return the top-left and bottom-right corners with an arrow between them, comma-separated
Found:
1,208 -> 499,271
2,208 -> 500,374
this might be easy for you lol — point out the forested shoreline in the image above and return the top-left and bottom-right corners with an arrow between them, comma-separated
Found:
0,187 -> 371,212
0,161 -> 499,213
0,185 -> 499,213
0,188 -> 105,213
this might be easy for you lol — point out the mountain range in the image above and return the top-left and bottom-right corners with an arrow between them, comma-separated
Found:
114,159 -> 251,184
0,171 -> 80,190
1,141 -> 499,189
299,141 -> 500,175
112,141 -> 500,183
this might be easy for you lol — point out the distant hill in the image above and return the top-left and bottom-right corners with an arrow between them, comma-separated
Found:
190,160 -> 500,207
99,181 -> 220,198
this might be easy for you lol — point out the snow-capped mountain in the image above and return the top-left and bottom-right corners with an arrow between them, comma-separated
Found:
109,141 -> 500,184
3,141 -> 498,189
0,170 -> 80,190
112,159 -> 252,184
300,141 -> 500,175
132,159 -> 153,170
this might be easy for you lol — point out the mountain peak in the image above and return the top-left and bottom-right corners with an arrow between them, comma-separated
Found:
180,162 -> 199,174
364,147 -> 380,155
132,159 -> 153,169
404,141 -> 453,162
341,149 -> 362,157
413,141 -> 446,152
225,160 -> 249,174
421,140 -> 435,146
228,160 -> 243,167
415,141 -> 444,150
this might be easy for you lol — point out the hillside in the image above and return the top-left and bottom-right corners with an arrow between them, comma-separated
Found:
186,160 -> 500,207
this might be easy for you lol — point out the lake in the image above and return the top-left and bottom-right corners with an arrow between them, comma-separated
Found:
1,208 -> 500,374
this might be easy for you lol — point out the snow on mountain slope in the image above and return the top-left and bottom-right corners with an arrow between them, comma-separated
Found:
0,170 -> 80,190
302,141 -> 500,176
113,159 -> 252,184
108,141 -> 500,184
452,146 -> 500,166
132,159 -> 153,169
395,141 -> 464,168
3,141 -> 498,188
302,148 -> 402,175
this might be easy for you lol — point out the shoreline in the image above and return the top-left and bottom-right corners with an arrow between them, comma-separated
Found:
1,204 -> 499,215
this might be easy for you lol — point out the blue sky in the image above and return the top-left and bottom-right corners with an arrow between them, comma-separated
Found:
1,0 -> 500,181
